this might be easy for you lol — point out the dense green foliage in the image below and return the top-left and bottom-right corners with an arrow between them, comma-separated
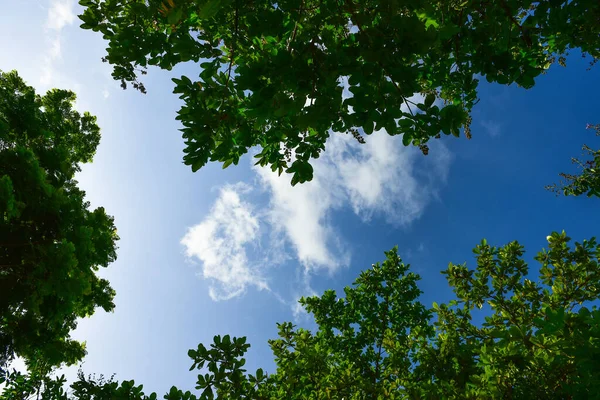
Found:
79,0 -> 600,184
4,232 -> 600,399
0,71 -> 118,371
548,124 -> 600,198
2,0 -> 599,396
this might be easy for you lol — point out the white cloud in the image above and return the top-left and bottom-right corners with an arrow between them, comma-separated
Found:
480,119 -> 501,137
41,0 -> 76,86
255,129 -> 452,274
291,286 -> 316,319
181,185 -> 269,301
46,0 -> 76,31
102,88 -> 110,99
41,36 -> 62,86
329,132 -> 423,225
256,163 -> 348,272
184,87 -> 452,303
47,35 -> 62,59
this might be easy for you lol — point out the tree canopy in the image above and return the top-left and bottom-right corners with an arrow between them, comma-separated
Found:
4,232 -> 600,399
79,0 -> 600,184
2,0 -> 599,397
0,71 -> 119,371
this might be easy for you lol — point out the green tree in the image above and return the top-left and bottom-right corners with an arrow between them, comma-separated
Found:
0,71 -> 119,371
547,123 -> 600,198
7,232 -> 600,399
188,232 -> 600,399
78,0 -> 600,184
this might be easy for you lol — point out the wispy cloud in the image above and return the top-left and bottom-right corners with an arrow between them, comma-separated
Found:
46,0 -> 76,30
181,184 -> 269,301
183,80 -> 452,304
255,130 -> 451,275
291,272 -> 318,319
330,131 -> 450,225
480,119 -> 502,137
183,129 -> 452,303
41,0 -> 76,86
255,160 -> 348,273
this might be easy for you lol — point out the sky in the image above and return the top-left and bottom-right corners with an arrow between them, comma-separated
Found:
1,0 -> 600,395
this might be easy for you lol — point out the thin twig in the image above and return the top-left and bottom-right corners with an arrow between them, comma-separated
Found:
499,0 -> 531,47
403,98 -> 415,116
224,3 -> 239,89
286,0 -> 304,52
373,292 -> 389,393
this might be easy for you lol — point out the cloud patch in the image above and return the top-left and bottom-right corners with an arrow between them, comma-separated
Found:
255,129 -> 452,274
182,130 -> 452,302
41,0 -> 76,86
480,119 -> 502,137
181,185 -> 268,301
255,161 -> 347,272
183,90 -> 452,302
46,0 -> 76,31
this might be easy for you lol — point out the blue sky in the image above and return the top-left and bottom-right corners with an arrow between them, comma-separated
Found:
2,0 -> 600,395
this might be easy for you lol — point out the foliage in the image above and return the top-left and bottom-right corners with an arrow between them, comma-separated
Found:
6,232 -> 600,399
425,232 -> 600,399
78,0 -> 600,184
0,367 -> 160,400
0,71 -> 118,371
0,363 -> 69,400
547,123 -> 600,198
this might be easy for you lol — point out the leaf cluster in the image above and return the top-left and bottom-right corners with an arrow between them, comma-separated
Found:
78,0 -> 600,184
548,124 -> 600,198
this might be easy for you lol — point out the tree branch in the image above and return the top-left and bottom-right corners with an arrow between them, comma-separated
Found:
373,292 -> 389,394
499,0 -> 531,48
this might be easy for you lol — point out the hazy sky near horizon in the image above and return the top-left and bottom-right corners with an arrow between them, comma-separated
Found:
2,0 -> 600,395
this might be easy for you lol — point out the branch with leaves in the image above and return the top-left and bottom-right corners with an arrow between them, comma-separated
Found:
547,123 -> 600,198
78,0 -> 600,185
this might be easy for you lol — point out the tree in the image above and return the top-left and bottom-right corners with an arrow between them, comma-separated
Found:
0,368 -> 158,400
6,232 -> 600,399
78,0 -> 600,184
547,123 -> 600,198
0,71 -> 119,371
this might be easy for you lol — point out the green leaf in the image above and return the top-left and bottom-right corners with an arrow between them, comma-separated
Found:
416,11 -> 439,29
489,329 -> 507,339
424,94 -> 435,108
167,8 -> 184,25
222,159 -> 233,169
191,160 -> 204,172
199,0 -> 229,19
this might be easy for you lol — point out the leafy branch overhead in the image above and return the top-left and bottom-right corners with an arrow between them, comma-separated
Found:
79,0 -> 600,184
5,232 -> 600,399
